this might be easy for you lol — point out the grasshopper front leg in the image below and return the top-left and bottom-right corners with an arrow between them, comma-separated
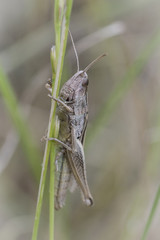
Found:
48,94 -> 73,113
46,79 -> 73,112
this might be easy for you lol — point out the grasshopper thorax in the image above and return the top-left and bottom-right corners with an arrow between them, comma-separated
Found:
60,70 -> 89,102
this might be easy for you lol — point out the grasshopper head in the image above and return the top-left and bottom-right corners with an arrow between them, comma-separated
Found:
60,54 -> 106,102
78,71 -> 89,87
60,70 -> 89,102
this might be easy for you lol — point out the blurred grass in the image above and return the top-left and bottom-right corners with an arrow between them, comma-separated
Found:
88,0 -> 159,22
1,1 -> 160,240
146,106 -> 160,175
141,186 -> 160,240
0,67 -> 41,180
83,27 -> 160,240
86,29 -> 160,147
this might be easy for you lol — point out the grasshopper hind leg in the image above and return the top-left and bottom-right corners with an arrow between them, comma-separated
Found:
67,127 -> 93,207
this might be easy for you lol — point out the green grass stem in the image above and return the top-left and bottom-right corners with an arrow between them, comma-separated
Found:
31,1 -> 73,240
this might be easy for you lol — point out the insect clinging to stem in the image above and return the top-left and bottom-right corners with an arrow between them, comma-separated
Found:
46,31 -> 106,210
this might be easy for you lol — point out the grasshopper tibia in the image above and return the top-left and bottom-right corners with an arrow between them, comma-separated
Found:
48,94 -> 73,113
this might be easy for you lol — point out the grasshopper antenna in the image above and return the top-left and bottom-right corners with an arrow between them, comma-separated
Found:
69,29 -> 80,72
83,54 -> 106,72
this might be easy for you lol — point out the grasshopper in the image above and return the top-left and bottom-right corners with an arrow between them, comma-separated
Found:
46,33 -> 105,210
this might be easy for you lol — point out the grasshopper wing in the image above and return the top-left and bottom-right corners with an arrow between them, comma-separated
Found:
68,172 -> 77,192
55,149 -> 72,210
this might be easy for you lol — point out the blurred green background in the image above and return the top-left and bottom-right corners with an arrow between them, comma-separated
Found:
1,0 -> 160,239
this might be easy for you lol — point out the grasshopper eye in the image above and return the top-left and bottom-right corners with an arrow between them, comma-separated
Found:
82,77 -> 89,86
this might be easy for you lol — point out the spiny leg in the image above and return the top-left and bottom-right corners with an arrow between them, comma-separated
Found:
48,94 -> 73,113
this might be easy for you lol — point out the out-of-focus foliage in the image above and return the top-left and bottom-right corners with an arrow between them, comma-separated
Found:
0,0 -> 160,240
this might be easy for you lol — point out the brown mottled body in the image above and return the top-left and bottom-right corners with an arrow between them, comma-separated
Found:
46,53 -> 105,210
59,71 -> 88,143
55,71 -> 93,209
